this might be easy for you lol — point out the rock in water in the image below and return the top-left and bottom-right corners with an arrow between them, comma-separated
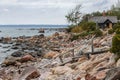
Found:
2,57 -> 18,66
53,32 -> 59,37
104,67 -> 120,80
39,28 -> 45,33
11,51 -> 23,57
18,66 -> 40,80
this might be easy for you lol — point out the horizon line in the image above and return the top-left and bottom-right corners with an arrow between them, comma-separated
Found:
0,24 -> 68,25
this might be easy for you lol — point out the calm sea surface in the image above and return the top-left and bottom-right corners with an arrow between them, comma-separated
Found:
0,25 -> 67,37
0,25 -> 67,64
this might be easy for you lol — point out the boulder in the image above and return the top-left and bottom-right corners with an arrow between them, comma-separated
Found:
51,66 -> 73,75
78,56 -> 88,63
11,46 -> 19,49
39,29 -> 45,33
101,41 -> 108,46
46,75 -> 58,80
39,72 -> 52,80
0,69 -> 6,79
11,51 -> 23,57
104,67 -> 120,80
76,52 -> 111,71
20,55 -> 34,62
84,74 -> 99,80
2,57 -> 18,66
44,51 -> 59,59
54,32 -> 59,36
116,59 -> 120,67
18,66 -> 40,80
39,34 -> 44,38
95,71 -> 107,80
2,37 -> 12,43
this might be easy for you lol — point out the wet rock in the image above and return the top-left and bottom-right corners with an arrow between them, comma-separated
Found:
11,51 -> 23,57
2,37 -> 12,44
14,42 -> 21,46
104,67 -> 120,80
11,46 -> 19,49
19,66 -> 40,80
39,34 -> 44,38
54,32 -> 59,36
39,28 -> 45,33
2,57 -> 17,66
20,55 -> 34,62
37,51 -> 44,57
28,48 -> 44,57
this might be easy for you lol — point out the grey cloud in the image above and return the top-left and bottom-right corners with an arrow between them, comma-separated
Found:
0,0 -> 118,24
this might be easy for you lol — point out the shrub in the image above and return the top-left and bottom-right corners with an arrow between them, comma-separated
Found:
70,31 -> 89,41
110,28 -> 120,61
94,29 -> 103,37
71,34 -> 80,41
80,22 -> 96,32
108,29 -> 114,34
116,28 -> 120,34
71,26 -> 83,33
113,22 -> 120,32
66,25 -> 75,33
110,34 -> 120,55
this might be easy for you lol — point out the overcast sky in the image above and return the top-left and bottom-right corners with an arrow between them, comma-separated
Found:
0,0 -> 118,24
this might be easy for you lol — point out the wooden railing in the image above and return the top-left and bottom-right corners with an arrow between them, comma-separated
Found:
57,35 -> 109,65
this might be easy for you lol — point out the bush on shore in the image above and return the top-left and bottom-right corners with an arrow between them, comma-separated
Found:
66,25 -> 75,33
68,22 -> 103,41
108,29 -> 114,34
94,29 -> 103,37
110,28 -> 120,61
80,21 -> 96,32
113,22 -> 120,32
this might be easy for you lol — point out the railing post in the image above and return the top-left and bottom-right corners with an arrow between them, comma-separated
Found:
91,37 -> 94,53
59,55 -> 63,63
72,49 -> 74,57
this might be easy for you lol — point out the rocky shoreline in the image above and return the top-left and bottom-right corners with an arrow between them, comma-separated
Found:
0,32 -> 120,80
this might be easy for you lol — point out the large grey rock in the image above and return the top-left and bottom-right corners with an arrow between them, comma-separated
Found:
18,66 -> 40,80
2,57 -> 19,66
104,67 -> 120,80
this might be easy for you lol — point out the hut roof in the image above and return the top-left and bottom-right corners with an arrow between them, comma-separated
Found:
89,16 -> 118,23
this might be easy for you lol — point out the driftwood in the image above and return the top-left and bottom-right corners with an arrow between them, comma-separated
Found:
59,49 -> 109,66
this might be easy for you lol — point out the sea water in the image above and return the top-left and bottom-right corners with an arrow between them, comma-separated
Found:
0,25 -> 67,37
